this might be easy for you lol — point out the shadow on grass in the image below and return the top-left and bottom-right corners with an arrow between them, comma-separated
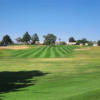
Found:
0,70 -> 48,100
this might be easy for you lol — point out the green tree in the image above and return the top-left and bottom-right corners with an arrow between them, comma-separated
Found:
98,40 -> 100,46
43,33 -> 57,46
76,38 -> 88,45
22,32 -> 31,44
31,33 -> 39,44
81,38 -> 88,45
59,38 -> 61,41
76,40 -> 81,45
59,38 -> 61,44
60,41 -> 66,45
2,35 -> 12,44
15,37 -> 22,44
88,41 -> 93,46
69,37 -> 75,42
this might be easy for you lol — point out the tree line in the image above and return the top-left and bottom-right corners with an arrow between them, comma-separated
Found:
15,32 -> 39,44
0,32 -> 57,46
0,32 -> 100,46
69,37 -> 100,46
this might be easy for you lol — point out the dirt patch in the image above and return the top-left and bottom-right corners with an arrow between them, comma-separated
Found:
0,46 -> 29,50
74,47 -> 90,51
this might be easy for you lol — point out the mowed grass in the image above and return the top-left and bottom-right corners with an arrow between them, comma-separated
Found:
10,45 -> 79,58
0,46 -> 100,100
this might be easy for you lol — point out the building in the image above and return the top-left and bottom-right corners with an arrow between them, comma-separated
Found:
85,43 -> 88,46
21,41 -> 32,44
35,41 -> 43,45
93,41 -> 98,46
79,43 -> 88,46
67,42 -> 76,45
55,42 -> 60,45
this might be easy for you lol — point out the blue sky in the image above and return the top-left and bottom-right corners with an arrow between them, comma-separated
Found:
0,0 -> 100,42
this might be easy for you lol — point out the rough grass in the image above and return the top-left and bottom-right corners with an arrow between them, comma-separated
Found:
0,46 -> 100,100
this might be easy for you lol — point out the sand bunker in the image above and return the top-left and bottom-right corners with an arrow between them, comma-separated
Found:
0,45 -> 29,50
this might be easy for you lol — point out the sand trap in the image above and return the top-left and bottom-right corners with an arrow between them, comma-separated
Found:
0,45 -> 29,50
74,47 -> 90,51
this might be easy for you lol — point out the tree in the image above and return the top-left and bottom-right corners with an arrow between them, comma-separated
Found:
2,35 -> 12,44
31,33 -> 39,44
22,32 -> 31,44
43,33 -> 57,46
98,40 -> 100,46
69,37 -> 75,42
81,38 -> 88,45
15,37 -> 22,44
60,41 -> 66,45
76,40 -> 81,45
76,38 -> 88,45
88,41 -> 93,46
59,38 -> 61,42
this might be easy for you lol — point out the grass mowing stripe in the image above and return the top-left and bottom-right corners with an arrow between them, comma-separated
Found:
8,49 -> 23,54
64,46 -> 73,50
62,46 -> 71,52
10,49 -> 27,53
66,46 -> 79,51
53,47 -> 61,58
44,47 -> 51,58
39,47 -> 48,58
57,46 -> 66,55
16,48 -> 40,57
59,46 -> 68,54
11,48 -> 32,53
27,47 -> 45,58
62,46 -> 74,57
33,47 -> 46,58
63,46 -> 71,51
55,46 -> 64,56
68,45 -> 77,49
11,49 -> 30,57
50,47 -> 55,58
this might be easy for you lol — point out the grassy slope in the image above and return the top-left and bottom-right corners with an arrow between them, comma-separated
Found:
0,46 -> 100,100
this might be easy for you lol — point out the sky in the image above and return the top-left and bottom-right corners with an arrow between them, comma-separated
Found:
0,0 -> 100,42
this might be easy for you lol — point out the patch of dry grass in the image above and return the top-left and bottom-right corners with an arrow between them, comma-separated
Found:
0,45 -> 29,50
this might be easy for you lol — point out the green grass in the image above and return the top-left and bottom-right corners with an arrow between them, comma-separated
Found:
0,45 -> 100,100
9,45 -> 79,58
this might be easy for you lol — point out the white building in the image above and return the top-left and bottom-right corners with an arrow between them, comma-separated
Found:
79,43 -> 88,46
55,42 -> 60,45
67,42 -> 76,45
93,41 -> 98,46
35,41 -> 43,45
85,43 -> 88,46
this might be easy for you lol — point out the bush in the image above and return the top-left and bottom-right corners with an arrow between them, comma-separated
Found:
76,42 -> 79,45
